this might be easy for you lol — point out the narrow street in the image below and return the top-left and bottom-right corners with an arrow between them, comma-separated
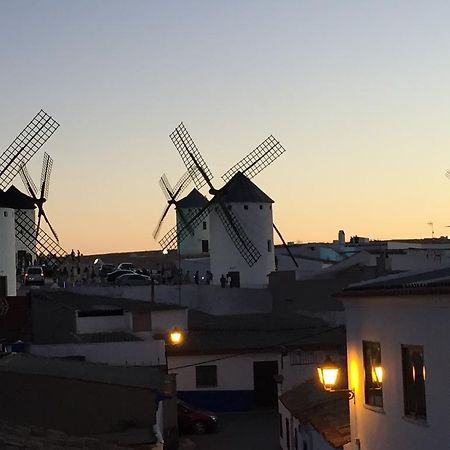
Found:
186,411 -> 279,450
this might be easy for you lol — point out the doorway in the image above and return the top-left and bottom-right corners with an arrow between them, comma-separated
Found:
228,271 -> 240,288
253,360 -> 278,408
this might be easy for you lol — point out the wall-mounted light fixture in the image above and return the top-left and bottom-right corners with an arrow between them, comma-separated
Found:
317,356 -> 355,403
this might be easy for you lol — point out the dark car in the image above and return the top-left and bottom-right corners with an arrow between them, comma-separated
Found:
106,269 -> 134,283
115,273 -> 158,286
99,263 -> 115,277
177,400 -> 218,435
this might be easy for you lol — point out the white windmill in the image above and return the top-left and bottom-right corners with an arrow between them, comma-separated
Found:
0,110 -> 64,295
159,123 -> 298,288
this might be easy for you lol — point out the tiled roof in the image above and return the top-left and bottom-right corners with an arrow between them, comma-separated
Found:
212,172 -> 273,203
0,420 -> 132,450
0,353 -> 163,389
168,310 -> 345,354
342,265 -> 450,296
177,188 -> 208,208
279,379 -> 350,449
0,186 -> 35,209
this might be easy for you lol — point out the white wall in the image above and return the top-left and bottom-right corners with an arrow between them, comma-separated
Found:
75,311 -> 133,334
70,284 -> 272,315
0,207 -> 17,296
209,201 -> 275,288
177,208 -> 209,256
344,294 -> 450,450
169,352 -> 279,391
30,340 -> 165,366
15,209 -> 36,261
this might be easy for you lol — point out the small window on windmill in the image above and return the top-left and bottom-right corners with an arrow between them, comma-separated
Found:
3,211 -> 7,217
259,205 -> 263,210
267,240 -> 272,252
244,205 -> 248,210
202,221 -> 207,230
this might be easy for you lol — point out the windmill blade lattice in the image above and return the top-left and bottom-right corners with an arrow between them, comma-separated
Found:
214,203 -> 261,267
0,110 -> 59,191
40,152 -> 53,199
172,167 -> 198,198
15,209 -> 66,265
159,174 -> 173,200
158,204 -> 211,251
169,123 -> 214,191
19,164 -> 38,198
221,135 -> 286,183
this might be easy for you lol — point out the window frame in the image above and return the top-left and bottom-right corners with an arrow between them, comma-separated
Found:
195,365 -> 218,388
401,344 -> 427,420
362,340 -> 383,408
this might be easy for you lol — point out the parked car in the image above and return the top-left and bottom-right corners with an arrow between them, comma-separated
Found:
117,262 -> 135,271
99,263 -> 115,277
106,269 -> 134,283
24,266 -> 44,286
115,273 -> 158,286
177,400 -> 218,435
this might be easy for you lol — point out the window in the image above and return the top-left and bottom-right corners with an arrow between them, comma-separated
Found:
402,345 -> 427,419
3,211 -> 7,217
228,205 -> 232,210
202,221 -> 207,230
363,341 -> 383,407
267,240 -> 272,252
196,365 -> 217,388
285,418 -> 290,449
244,205 -> 248,210
201,240 -> 209,253
259,205 -> 263,210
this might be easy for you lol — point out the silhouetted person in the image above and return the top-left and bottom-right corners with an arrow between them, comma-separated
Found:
220,274 -> 226,288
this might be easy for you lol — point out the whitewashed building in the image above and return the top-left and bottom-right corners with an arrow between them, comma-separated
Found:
341,267 -> 450,450
176,188 -> 209,257
209,172 -> 275,288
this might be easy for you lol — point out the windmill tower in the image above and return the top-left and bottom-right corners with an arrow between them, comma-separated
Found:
159,123 -> 298,288
153,169 -> 209,256
0,110 -> 65,293
176,189 -> 209,256
0,110 -> 59,294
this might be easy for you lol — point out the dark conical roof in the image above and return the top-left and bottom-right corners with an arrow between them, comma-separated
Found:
212,172 -> 273,204
177,188 -> 208,209
0,186 -> 36,209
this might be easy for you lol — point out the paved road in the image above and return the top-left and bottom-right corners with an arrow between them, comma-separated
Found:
185,410 -> 280,450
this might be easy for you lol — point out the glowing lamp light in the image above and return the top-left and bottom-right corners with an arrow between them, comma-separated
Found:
317,356 -> 340,391
373,366 -> 383,384
317,356 -> 355,403
168,327 -> 184,346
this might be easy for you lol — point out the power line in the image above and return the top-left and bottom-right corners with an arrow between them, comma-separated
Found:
168,325 -> 344,371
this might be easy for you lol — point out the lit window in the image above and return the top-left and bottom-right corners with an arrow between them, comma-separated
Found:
402,345 -> 426,419
363,341 -> 383,407
196,365 -> 217,388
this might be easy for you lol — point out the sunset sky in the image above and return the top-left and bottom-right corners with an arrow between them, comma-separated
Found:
2,1 -> 450,254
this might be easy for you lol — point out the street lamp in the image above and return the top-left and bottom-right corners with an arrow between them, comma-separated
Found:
168,327 -> 184,346
317,356 -> 355,403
